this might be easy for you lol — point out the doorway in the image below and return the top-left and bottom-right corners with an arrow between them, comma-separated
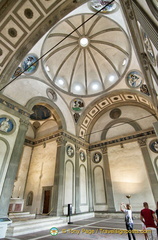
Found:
42,187 -> 52,214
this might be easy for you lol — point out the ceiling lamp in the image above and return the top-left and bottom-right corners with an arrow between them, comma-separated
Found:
79,37 -> 89,47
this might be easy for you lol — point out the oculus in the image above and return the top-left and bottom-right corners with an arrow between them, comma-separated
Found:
109,108 -> 121,119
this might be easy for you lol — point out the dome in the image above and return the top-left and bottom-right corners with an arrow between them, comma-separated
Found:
42,13 -> 131,96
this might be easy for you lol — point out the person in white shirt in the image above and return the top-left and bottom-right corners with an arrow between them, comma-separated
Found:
120,203 -> 136,240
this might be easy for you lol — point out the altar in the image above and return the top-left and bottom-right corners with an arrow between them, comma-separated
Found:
8,198 -> 24,212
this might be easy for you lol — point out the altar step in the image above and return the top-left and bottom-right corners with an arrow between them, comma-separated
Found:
6,216 -> 65,237
9,212 -> 36,221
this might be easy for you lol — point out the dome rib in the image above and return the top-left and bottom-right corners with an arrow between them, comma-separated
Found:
90,44 -> 120,77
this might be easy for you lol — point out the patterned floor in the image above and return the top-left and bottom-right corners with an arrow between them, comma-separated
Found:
3,217 -> 147,240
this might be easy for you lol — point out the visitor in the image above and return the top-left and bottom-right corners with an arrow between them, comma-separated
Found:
120,203 -> 136,240
140,202 -> 157,240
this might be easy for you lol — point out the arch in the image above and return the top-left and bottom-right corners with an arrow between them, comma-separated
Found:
25,96 -> 66,130
77,90 -> 157,141
101,117 -> 142,140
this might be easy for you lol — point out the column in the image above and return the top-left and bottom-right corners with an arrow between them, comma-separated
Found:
101,147 -> 115,212
87,150 -> 94,212
74,145 -> 80,213
50,136 -> 66,216
0,118 -> 29,217
138,137 -> 158,201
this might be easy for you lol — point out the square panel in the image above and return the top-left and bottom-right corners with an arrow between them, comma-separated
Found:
98,99 -> 110,109
110,95 -> 123,103
38,0 -> 59,13
0,40 -> 13,67
13,0 -> 44,30
83,116 -> 91,128
138,96 -> 150,105
89,107 -> 99,117
79,128 -> 86,138
124,94 -> 136,101
1,16 -> 27,48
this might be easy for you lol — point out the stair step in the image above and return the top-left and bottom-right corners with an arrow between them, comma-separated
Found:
6,217 -> 65,237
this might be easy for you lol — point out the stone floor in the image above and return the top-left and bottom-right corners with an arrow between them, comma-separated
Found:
3,217 -> 148,240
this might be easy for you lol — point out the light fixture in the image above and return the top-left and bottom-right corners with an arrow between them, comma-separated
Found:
80,37 -> 89,47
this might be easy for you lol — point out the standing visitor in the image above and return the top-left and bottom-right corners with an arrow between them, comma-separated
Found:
120,203 -> 136,240
140,202 -> 157,240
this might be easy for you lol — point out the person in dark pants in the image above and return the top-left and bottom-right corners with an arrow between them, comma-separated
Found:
155,201 -> 158,236
120,203 -> 136,240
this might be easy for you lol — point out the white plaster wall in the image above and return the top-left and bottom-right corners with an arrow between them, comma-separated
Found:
24,141 -> 57,214
64,160 -> 74,205
36,120 -> 58,138
12,146 -> 32,199
108,141 -> 155,211
80,165 -> 87,204
79,148 -> 89,212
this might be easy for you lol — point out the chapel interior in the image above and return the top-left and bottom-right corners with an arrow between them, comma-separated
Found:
0,0 -> 158,237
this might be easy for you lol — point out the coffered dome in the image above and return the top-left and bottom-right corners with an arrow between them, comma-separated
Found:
42,13 -> 131,97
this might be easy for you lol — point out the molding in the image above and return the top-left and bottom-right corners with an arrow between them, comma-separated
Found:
24,128 -> 155,150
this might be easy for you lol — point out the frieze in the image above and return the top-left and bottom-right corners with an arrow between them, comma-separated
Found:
24,129 -> 155,149
0,97 -> 30,117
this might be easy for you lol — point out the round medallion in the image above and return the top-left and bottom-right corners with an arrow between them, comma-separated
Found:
89,0 -> 119,13
140,84 -> 150,96
46,88 -> 57,101
79,151 -> 86,161
0,117 -> 14,133
93,152 -> 102,163
149,139 -> 158,153
21,54 -> 38,74
66,145 -> 74,158
126,70 -> 143,88
71,98 -> 84,112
